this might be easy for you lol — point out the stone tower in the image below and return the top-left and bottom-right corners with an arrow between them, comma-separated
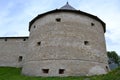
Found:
22,2 -> 109,76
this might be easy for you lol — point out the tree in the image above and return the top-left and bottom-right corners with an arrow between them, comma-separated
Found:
118,56 -> 120,65
107,51 -> 120,65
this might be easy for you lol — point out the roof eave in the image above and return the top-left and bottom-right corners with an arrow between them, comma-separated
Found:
29,9 -> 106,33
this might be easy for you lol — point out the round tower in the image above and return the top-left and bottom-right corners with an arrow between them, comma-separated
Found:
22,2 -> 109,76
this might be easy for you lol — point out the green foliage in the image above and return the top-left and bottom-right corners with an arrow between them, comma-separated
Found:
107,51 -> 119,64
0,67 -> 120,80
119,56 -> 120,65
90,67 -> 120,80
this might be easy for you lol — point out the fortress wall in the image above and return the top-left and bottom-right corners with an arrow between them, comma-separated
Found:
0,37 -> 28,67
28,12 -> 107,63
22,60 -> 108,76
22,11 -> 108,76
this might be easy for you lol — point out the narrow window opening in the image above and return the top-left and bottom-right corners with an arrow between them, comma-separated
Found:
91,23 -> 95,26
18,56 -> 23,62
5,38 -> 7,41
56,18 -> 61,22
106,66 -> 109,72
84,41 -> 89,45
37,42 -> 41,46
59,69 -> 65,74
23,39 -> 26,41
42,69 -> 49,74
34,25 -> 36,28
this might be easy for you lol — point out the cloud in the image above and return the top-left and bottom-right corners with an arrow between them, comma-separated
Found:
3,32 -> 19,37
0,0 -> 120,55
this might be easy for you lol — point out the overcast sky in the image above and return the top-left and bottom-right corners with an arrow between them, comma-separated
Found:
0,0 -> 120,55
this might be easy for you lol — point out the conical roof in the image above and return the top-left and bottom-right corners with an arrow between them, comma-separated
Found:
60,2 -> 76,10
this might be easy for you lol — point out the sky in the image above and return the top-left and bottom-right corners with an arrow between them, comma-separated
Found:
0,0 -> 120,55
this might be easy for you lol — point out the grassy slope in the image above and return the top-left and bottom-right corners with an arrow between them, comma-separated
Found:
0,67 -> 120,80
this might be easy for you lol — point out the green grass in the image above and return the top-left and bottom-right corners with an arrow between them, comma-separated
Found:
0,67 -> 120,80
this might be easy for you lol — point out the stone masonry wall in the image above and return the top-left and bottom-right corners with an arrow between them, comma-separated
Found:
22,11 -> 109,76
0,37 -> 28,67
